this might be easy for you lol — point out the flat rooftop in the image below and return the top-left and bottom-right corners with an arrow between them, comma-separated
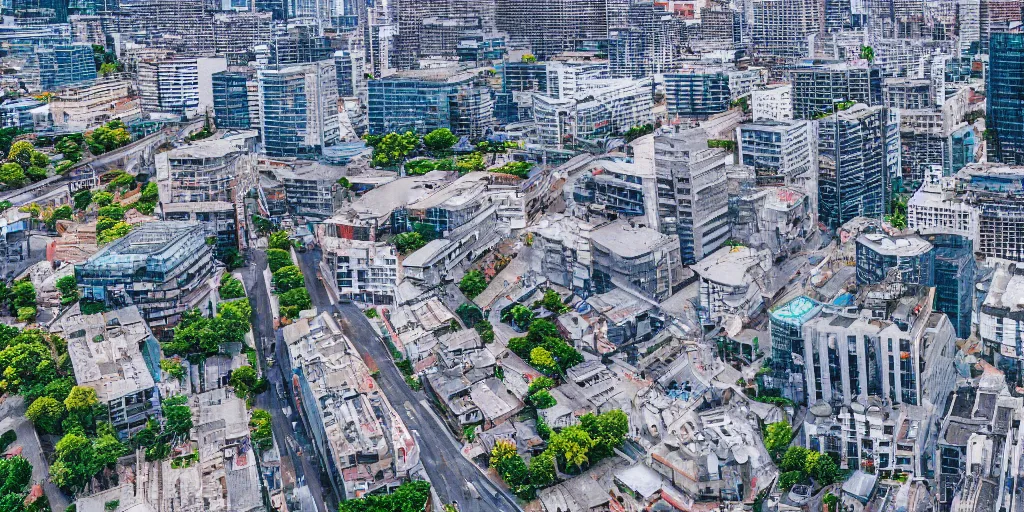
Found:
857,233 -> 933,257
590,220 -> 675,259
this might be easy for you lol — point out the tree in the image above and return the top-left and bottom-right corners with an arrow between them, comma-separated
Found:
8,279 -> 36,312
278,288 -> 312,319
393,232 -> 426,254
250,409 -> 273,452
370,131 -> 419,169
272,265 -> 304,293
162,403 -> 193,438
51,433 -> 100,493
72,189 -> 92,211
229,365 -> 258,398
336,176 -> 352,189
266,248 -> 292,273
549,425 -> 595,472
779,470 -> 803,491
219,275 -> 245,300
0,162 -> 26,188
763,421 -> 793,456
527,376 -> 555,395
455,152 -> 485,174
530,347 -> 558,375
26,396 -> 65,434
423,128 -> 458,155
64,386 -> 98,425
267,231 -> 291,251
490,439 -> 518,468
529,389 -> 556,409
508,304 -> 534,330
781,446 -> 811,472
159,359 -> 185,380
47,204 -> 73,229
99,62 -> 118,76
56,137 -> 82,163
475,319 -> 494,343
85,121 -> 131,155
860,45 -> 875,63
338,480 -> 431,512
539,289 -> 568,314
529,450 -> 556,487
97,221 -> 132,245
810,452 -> 839,485
26,166 -> 47,182
7,140 -> 33,169
93,434 -> 127,468
492,161 -> 532,178
458,270 -> 487,298
92,191 -> 113,207
580,410 -> 629,459
0,456 -> 32,500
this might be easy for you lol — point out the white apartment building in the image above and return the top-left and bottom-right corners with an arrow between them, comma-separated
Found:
49,77 -> 141,131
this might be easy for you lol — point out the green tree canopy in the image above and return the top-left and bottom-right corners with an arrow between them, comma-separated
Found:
229,365 -> 258,398
56,275 -> 79,305
271,265 -> 304,293
423,128 -> 458,155
26,396 -> 65,434
51,432 -> 100,493
338,480 -> 431,512
370,131 -> 419,169
458,270 -> 487,299
267,231 -> 291,251
0,162 -> 26,188
266,248 -> 293,272
548,425 -> 595,471
250,409 -> 273,452
219,275 -> 245,300
393,232 -> 426,254
764,421 -> 793,456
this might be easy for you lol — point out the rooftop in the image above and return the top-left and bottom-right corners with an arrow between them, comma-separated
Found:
691,246 -> 770,287
770,296 -> 823,325
590,220 -> 676,259
51,304 -> 157,403
857,233 -> 933,257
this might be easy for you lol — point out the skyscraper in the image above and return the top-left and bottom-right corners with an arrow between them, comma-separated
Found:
212,71 -> 252,129
987,32 -> 1024,165
751,0 -> 824,66
258,61 -> 341,157
817,104 -> 900,229
36,43 -> 97,92
496,0 -> 610,60
655,127 -> 731,264
791,61 -> 883,120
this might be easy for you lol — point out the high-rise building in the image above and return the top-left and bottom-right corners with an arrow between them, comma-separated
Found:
212,71 -> 252,129
921,231 -> 975,339
663,70 -> 731,119
496,0 -> 610,60
791,61 -> 882,120
367,68 -> 497,138
532,78 -> 653,149
391,0 -> 497,69
751,0 -> 823,66
957,164 -> 1024,263
987,32 -> 1024,165
736,120 -> 817,188
751,84 -> 793,121
137,56 -> 227,119
855,233 -> 935,285
978,263 -> 1024,384
36,43 -> 97,92
655,127 -> 731,264
980,0 -> 1022,52
608,1 -> 678,79
156,134 -> 259,255
258,61 -> 341,157
817,104 -> 900,229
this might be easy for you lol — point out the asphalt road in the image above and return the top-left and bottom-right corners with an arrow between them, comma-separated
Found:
296,250 -> 522,511
245,250 -> 330,512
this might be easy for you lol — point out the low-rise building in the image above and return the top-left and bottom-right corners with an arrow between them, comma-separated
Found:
693,246 -> 773,327
283,312 -> 418,500
49,77 -> 141,131
75,221 -> 217,337
589,220 -> 686,302
50,304 -> 160,437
